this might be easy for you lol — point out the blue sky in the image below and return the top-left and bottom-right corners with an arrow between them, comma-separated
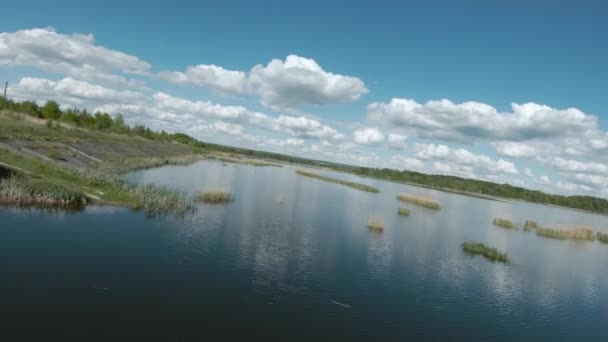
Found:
1,0 -> 608,197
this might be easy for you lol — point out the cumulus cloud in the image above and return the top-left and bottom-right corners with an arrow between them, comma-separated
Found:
158,64 -> 247,94
387,133 -> 407,149
10,77 -> 146,107
390,155 -> 425,171
368,98 -> 598,143
414,143 -> 519,179
0,28 -> 150,87
494,142 -> 537,158
353,127 -> 385,145
159,55 -> 368,111
368,96 -> 608,196
550,157 -> 608,175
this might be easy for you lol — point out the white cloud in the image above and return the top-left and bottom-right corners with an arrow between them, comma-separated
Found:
212,121 -> 244,136
280,138 -> 304,147
390,155 -> 425,171
158,64 -> 247,94
353,127 -> 385,145
556,181 -> 592,193
550,157 -> 608,175
414,143 -> 519,179
0,28 -> 150,87
387,133 -> 407,149
160,54 -> 368,111
524,168 -> 534,177
494,142 -> 537,158
538,176 -> 552,185
11,77 -> 146,107
368,98 -> 597,143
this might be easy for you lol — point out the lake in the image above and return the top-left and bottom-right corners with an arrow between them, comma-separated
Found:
2,160 -> 608,340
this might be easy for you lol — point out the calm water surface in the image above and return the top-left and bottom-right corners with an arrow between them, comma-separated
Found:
2,160 -> 608,340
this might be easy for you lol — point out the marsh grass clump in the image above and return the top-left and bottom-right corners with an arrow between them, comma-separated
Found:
523,220 -> 540,232
536,227 -> 595,241
367,218 -> 385,232
461,241 -> 508,262
398,207 -> 410,216
0,175 -> 87,209
396,194 -> 440,210
296,170 -> 379,193
493,218 -> 516,229
597,232 -> 608,244
195,191 -> 232,203
128,184 -> 193,217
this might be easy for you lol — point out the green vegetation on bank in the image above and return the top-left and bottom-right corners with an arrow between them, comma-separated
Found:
398,207 -> 410,216
396,194 -> 441,210
461,241 -> 508,262
597,232 -> 608,244
3,97 -> 608,214
0,173 -> 87,209
295,170 -> 379,193
195,191 -> 232,203
493,218 -> 516,229
0,148 -> 193,216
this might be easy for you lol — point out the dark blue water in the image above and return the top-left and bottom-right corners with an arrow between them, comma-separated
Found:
2,160 -> 608,340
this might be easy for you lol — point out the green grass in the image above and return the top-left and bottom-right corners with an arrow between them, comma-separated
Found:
597,232 -> 608,244
536,227 -> 595,241
396,194 -> 441,210
397,207 -> 410,216
493,218 -> 516,229
461,241 -> 508,262
195,191 -> 231,203
295,170 -> 379,193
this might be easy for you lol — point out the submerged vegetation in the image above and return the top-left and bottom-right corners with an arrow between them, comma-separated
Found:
535,227 -> 595,241
597,232 -> 608,244
493,218 -> 516,229
461,241 -> 508,262
396,194 -> 441,210
398,207 -> 410,216
195,191 -> 232,203
295,170 -> 379,193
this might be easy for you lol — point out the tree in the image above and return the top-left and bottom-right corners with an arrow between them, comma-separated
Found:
94,112 -> 113,129
19,101 -> 41,117
42,100 -> 61,119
